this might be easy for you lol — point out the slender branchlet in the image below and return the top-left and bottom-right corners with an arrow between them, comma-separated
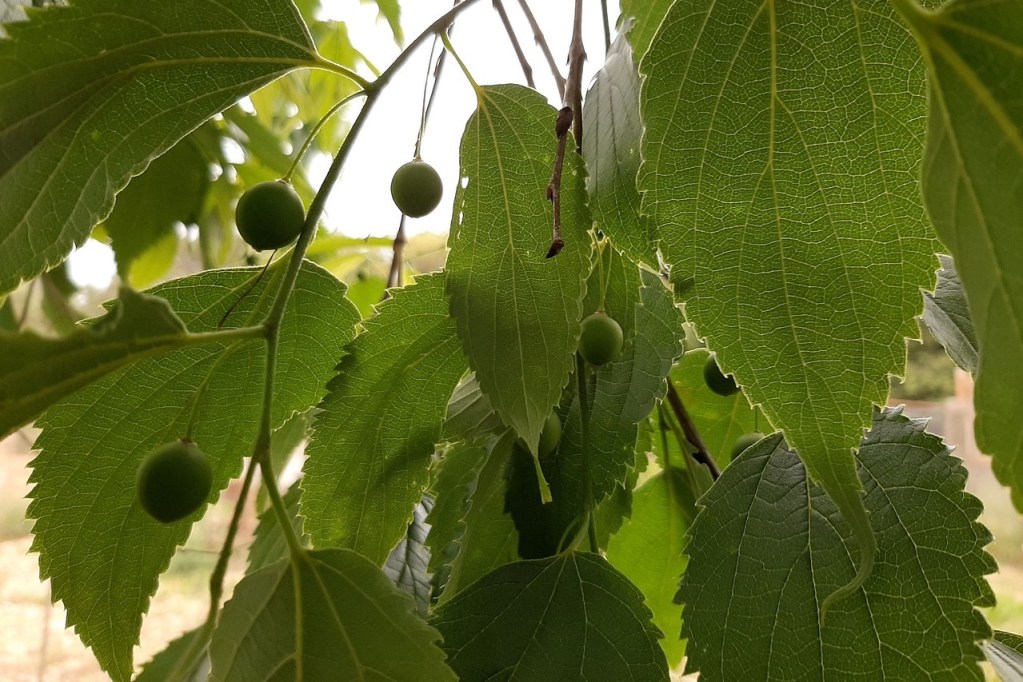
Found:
493,0 -> 535,88
666,379 -> 722,479
514,0 -> 566,95
545,0 -> 586,258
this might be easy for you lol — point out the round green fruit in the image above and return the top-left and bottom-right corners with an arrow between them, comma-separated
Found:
730,432 -> 764,459
235,180 -> 306,251
578,312 -> 624,366
704,356 -> 739,396
390,159 -> 443,218
136,440 -> 212,524
537,412 -> 562,456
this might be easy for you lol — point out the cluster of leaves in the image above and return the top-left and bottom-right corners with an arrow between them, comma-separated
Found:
1,0 -> 1022,680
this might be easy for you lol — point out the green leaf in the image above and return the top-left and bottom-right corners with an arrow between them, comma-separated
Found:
27,262 -> 359,681
670,348 -> 762,466
433,552 -> 669,681
619,0 -> 676,62
583,32 -> 656,266
426,441 -> 487,596
638,0 -> 940,603
102,134 -> 207,288
136,628 -> 208,682
997,632 -> 1023,654
523,266 -> 682,553
0,287 -> 193,440
441,433 -> 520,600
442,374 -> 504,443
360,0 -> 403,45
384,498 -> 433,618
446,84 -> 592,452
922,254 -> 978,373
680,407 -> 995,681
606,468 -> 693,668
0,0 -> 320,294
247,483 -> 307,574
209,549 -> 455,682
302,273 -> 468,564
893,0 -> 1023,513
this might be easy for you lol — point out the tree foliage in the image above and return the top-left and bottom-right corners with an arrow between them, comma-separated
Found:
1,0 -> 1020,679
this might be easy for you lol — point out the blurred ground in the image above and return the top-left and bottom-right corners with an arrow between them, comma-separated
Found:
1,376 -> 1021,679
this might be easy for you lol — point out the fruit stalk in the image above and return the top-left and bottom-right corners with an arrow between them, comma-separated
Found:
665,380 -> 721,479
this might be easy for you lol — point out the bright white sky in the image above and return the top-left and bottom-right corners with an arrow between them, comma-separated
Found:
68,0 -> 621,288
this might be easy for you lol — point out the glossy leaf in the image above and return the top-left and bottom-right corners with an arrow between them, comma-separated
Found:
433,552 -> 668,681
0,0 -> 322,294
583,33 -> 655,265
894,0 -> 1023,512
606,468 -> 693,667
209,549 -> 455,682
384,497 -> 433,617
28,263 -> 359,680
638,0 -> 940,600
681,408 -> 995,680
921,254 -> 978,373
303,273 -> 468,564
985,636 -> 1023,682
446,84 -> 592,452
0,287 -> 194,440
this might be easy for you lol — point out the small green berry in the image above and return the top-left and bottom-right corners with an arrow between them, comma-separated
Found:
730,432 -> 764,460
136,440 -> 212,524
704,356 -> 739,396
578,312 -> 624,366
537,412 -> 562,456
235,180 -> 305,251
390,159 -> 443,218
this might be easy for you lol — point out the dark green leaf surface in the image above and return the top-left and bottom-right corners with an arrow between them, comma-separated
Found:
135,627 -> 208,682
0,287 -> 191,440
209,549 -> 455,682
102,135 -> 207,288
440,433 -> 519,600
433,552 -> 668,681
446,84 -> 592,452
922,254 -> 978,373
606,468 -> 693,668
28,263 -> 358,680
0,0 -> 321,294
681,408 -> 995,681
894,0 -> 1023,512
302,273 -> 467,564
426,442 -> 487,596
583,33 -> 655,265
997,632 -> 1023,654
638,0 -> 940,597
533,267 -> 682,551
384,497 -> 433,618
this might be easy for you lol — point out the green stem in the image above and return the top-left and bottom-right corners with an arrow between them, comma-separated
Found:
282,91 -> 367,183
576,353 -> 598,553
167,455 -> 261,681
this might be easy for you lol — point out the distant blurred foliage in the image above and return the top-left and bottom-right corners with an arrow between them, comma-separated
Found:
891,327 -> 956,402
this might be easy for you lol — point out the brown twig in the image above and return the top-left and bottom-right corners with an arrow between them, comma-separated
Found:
544,0 -> 586,258
385,216 -> 408,293
666,380 -> 721,479
514,0 -> 566,95
492,0 -> 535,89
